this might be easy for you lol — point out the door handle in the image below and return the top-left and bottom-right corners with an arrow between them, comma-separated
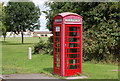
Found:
65,44 -> 66,47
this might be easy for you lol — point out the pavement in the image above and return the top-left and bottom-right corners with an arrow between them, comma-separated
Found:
1,73 -> 88,80
2,73 -> 58,79
66,76 -> 88,79
112,69 -> 120,71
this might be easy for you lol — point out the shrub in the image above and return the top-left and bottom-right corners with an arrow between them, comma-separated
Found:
33,37 -> 53,55
33,38 -> 46,54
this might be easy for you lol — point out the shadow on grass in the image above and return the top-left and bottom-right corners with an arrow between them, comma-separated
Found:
0,41 -> 9,43
1,41 -> 32,45
43,68 -> 53,74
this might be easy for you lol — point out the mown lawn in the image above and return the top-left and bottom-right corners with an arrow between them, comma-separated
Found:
1,37 -> 118,79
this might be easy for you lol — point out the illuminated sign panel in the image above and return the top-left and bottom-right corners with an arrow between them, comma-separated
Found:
65,19 -> 80,22
55,19 -> 62,22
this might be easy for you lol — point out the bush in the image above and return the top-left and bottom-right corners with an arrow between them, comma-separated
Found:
33,37 -> 53,55
44,2 -> 119,64
83,20 -> 120,63
33,38 -> 46,54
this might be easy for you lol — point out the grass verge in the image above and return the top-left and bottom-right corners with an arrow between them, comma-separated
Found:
1,37 -> 118,79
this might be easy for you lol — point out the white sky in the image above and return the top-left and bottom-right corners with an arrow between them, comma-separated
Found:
0,0 -> 50,31
33,0 -> 50,31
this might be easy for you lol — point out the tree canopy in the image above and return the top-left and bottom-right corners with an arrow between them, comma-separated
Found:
0,2 -> 7,40
4,1 -> 41,44
0,2 -> 3,36
44,2 -> 120,63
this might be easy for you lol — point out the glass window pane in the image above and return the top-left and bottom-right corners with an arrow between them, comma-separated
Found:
67,54 -> 69,58
77,32 -> 80,36
69,54 -> 77,58
56,53 -> 60,58
78,43 -> 80,47
69,48 -> 77,53
78,38 -> 80,42
78,49 -> 80,52
78,27 -> 80,31
56,58 -> 60,62
78,54 -> 80,58
69,43 -> 77,47
55,32 -> 60,36
78,59 -> 80,63
70,59 -> 77,64
67,27 -> 69,31
67,65 -> 69,69
78,65 -> 80,69
67,32 -> 69,36
69,32 -> 77,36
56,48 -> 60,52
69,65 -> 77,69
67,49 -> 69,53
56,63 -> 60,68
69,27 -> 77,31
56,38 -> 60,42
56,43 -> 60,47
67,59 -> 69,64
69,38 -> 77,42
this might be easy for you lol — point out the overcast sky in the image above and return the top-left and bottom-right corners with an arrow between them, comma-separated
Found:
0,0 -> 50,31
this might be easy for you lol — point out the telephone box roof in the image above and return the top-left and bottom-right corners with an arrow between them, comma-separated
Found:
56,12 -> 82,17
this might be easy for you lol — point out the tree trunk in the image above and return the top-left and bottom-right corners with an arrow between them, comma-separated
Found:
4,36 -> 5,41
21,30 -> 24,44
3,33 -> 6,41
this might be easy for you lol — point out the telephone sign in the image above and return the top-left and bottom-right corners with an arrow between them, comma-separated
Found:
65,19 -> 80,22
55,27 -> 60,31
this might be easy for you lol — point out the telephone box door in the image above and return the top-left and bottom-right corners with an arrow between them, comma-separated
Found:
65,24 -> 82,76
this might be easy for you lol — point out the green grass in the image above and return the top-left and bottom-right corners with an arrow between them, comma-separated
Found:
1,37 -> 118,79
83,62 -> 118,79
1,37 -> 52,75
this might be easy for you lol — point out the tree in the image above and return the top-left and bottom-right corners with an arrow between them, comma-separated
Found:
0,2 -> 3,36
0,2 -> 7,40
44,2 -> 120,63
4,1 -> 41,44
2,25 -> 6,41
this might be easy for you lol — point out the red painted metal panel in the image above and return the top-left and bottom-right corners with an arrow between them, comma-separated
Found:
53,12 -> 82,77
61,22 -> 65,76
65,24 -> 82,76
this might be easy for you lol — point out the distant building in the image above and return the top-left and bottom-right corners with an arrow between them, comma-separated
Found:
33,31 -> 53,37
4,32 -> 33,37
0,30 -> 53,38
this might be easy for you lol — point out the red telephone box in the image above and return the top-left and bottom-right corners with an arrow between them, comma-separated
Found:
53,12 -> 82,76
